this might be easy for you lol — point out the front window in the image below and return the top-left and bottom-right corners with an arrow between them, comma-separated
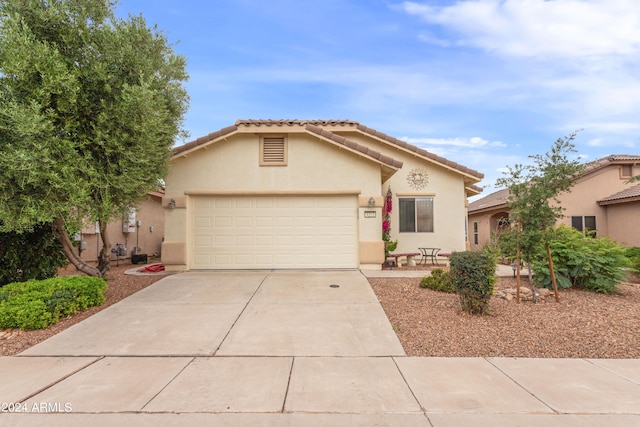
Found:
571,215 -> 597,236
399,197 -> 434,232
473,221 -> 479,245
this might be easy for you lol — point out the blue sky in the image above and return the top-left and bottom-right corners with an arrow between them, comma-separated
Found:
116,0 -> 640,195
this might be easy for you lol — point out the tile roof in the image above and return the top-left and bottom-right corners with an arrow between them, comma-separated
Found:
598,183 -> 640,205
172,119 -> 483,181
581,154 -> 640,176
468,188 -> 510,213
235,119 -> 359,127
304,124 -> 403,169
173,125 -> 238,155
354,124 -> 484,180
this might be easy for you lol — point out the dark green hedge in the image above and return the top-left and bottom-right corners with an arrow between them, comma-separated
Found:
0,223 -> 68,287
0,276 -> 106,330
449,251 -> 496,315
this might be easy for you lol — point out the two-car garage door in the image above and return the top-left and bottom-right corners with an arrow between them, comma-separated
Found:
190,195 -> 358,269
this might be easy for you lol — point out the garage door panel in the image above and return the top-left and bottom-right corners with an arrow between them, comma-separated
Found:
233,236 -> 252,246
191,195 -> 358,269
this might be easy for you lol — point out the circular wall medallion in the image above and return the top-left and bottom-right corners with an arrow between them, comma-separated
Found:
407,168 -> 429,190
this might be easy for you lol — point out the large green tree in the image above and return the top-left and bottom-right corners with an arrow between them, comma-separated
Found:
0,0 -> 189,276
496,133 -> 583,302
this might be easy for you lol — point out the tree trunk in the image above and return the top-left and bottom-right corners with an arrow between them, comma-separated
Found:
52,217 -> 101,277
546,243 -> 560,302
97,219 -> 111,275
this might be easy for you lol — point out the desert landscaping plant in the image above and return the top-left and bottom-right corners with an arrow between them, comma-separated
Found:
495,133 -> 584,302
0,276 -> 106,330
419,269 -> 455,293
449,251 -> 496,315
531,226 -> 631,293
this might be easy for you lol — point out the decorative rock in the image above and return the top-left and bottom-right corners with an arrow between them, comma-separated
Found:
537,288 -> 551,297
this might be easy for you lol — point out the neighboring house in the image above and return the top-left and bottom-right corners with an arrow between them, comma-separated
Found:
468,154 -> 640,249
75,191 -> 165,263
161,120 -> 483,271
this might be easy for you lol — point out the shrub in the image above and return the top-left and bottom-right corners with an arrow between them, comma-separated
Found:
532,226 -> 631,293
0,276 -> 106,330
0,223 -> 68,287
625,247 -> 640,274
419,269 -> 455,293
449,251 -> 496,315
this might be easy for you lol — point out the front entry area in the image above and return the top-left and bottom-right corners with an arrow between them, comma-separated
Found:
190,195 -> 359,269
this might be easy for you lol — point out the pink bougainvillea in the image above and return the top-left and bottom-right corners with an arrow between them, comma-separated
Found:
382,187 -> 397,256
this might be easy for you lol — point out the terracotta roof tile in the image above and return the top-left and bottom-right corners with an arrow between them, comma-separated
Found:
355,123 -> 484,180
598,183 -> 640,205
173,120 -> 480,180
304,124 -> 403,169
468,188 -> 511,213
581,154 -> 640,175
173,125 -> 238,156
235,119 -> 359,127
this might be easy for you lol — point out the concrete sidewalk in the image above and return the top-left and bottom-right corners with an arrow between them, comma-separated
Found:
1,270 -> 639,426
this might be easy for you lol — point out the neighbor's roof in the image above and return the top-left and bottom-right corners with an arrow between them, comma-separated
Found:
580,154 -> 640,176
468,188 -> 510,214
469,154 -> 640,213
172,119 -> 484,182
598,183 -> 640,206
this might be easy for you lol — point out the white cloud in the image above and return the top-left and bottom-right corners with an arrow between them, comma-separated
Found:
401,136 -> 507,149
401,0 -> 640,58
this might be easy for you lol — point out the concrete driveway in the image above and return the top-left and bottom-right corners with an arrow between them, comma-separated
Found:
21,270 -> 404,357
2,270 -> 640,426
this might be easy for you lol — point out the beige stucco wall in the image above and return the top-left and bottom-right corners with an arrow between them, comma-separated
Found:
336,132 -> 471,255
603,203 -> 640,247
76,194 -> 164,263
555,166 -> 629,236
467,209 -> 510,251
163,132 -> 386,269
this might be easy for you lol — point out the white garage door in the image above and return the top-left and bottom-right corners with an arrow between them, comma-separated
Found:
190,195 -> 358,269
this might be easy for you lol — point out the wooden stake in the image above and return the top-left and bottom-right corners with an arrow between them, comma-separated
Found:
546,244 -> 560,302
515,222 -> 521,303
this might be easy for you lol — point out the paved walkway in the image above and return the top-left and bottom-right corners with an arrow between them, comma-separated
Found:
1,270 -> 638,426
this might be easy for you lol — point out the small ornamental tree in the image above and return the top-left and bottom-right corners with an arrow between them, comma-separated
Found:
496,133 -> 584,302
0,0 -> 189,277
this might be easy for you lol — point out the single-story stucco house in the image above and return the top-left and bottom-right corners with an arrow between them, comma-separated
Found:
468,154 -> 640,249
161,120 -> 484,271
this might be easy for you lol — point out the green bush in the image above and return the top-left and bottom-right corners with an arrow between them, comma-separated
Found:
449,251 -> 496,315
625,247 -> 640,274
419,269 -> 455,293
532,226 -> 631,293
0,223 -> 68,287
0,276 -> 106,330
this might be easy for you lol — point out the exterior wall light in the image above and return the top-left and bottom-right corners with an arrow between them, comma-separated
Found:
168,199 -> 176,209
368,197 -> 375,208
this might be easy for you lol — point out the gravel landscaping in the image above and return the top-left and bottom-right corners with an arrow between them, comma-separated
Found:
371,271 -> 640,358
2,263 -> 639,358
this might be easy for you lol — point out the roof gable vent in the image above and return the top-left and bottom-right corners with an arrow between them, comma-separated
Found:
260,136 -> 287,166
